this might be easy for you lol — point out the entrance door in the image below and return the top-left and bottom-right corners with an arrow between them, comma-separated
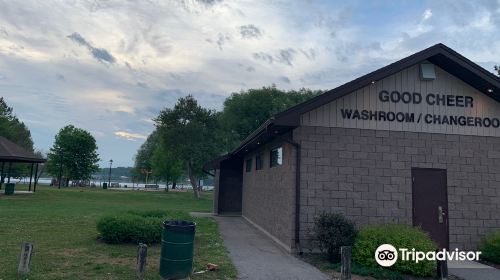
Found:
218,158 -> 243,215
412,168 -> 449,249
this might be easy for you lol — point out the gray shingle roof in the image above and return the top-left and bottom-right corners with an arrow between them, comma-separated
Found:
0,136 -> 45,163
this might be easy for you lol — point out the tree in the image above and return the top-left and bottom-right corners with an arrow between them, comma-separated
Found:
133,131 -> 158,182
46,125 -> 100,186
0,97 -> 36,178
0,97 -> 34,151
155,95 -> 221,198
219,86 -> 321,150
151,144 -> 183,190
495,65 -> 499,76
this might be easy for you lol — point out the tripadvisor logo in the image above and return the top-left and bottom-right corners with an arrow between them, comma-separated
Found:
375,244 -> 398,267
375,244 -> 481,267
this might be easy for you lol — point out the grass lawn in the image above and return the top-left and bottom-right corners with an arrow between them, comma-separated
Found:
0,185 -> 237,280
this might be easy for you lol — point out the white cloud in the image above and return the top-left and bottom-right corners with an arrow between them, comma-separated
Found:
114,131 -> 147,141
423,9 -> 433,21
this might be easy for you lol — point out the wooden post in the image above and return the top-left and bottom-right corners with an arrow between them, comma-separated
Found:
18,242 -> 33,275
0,161 -> 4,190
7,161 -> 11,183
28,163 -> 34,191
340,246 -> 352,280
33,164 -> 39,193
137,243 -> 147,278
437,259 -> 448,280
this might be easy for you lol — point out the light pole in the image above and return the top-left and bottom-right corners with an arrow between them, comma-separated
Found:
108,159 -> 113,187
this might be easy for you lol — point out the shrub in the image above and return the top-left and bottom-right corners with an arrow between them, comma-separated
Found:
480,230 -> 500,264
352,224 -> 436,277
97,210 -> 190,244
313,212 -> 357,262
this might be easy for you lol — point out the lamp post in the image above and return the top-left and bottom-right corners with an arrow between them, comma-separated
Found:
108,159 -> 113,187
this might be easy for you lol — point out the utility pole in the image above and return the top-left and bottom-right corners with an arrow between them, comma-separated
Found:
108,159 -> 113,187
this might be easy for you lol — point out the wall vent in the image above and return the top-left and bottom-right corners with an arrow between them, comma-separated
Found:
420,63 -> 436,80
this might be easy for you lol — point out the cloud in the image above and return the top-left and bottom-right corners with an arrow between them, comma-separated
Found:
252,48 -> 296,66
0,0 -> 498,166
114,131 -> 147,141
423,9 -> 433,21
252,52 -> 274,64
239,24 -> 262,39
216,33 -> 230,50
280,76 -> 290,84
276,48 -> 296,66
67,32 -> 116,63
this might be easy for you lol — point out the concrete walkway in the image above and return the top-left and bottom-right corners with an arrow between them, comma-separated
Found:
215,216 -> 330,280
449,260 -> 500,280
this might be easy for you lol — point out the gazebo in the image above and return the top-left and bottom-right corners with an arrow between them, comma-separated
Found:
0,136 -> 46,192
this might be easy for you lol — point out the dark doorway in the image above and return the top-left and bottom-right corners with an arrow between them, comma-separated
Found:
412,168 -> 449,249
217,157 -> 243,215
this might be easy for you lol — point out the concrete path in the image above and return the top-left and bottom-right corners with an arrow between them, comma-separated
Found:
215,216 -> 330,280
449,260 -> 500,280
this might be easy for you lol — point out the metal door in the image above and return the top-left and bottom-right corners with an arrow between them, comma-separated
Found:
412,168 -> 449,249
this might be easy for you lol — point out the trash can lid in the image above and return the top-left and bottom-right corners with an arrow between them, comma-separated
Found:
163,220 -> 196,233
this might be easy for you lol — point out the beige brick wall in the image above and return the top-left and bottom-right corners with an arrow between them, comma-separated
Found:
242,137 -> 296,250
293,125 -> 500,250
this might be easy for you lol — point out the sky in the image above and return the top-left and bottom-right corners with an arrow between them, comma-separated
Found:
0,0 -> 499,167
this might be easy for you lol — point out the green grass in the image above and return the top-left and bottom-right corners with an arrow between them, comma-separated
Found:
0,185 -> 237,280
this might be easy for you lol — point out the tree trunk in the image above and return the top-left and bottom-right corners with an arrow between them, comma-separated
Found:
187,163 -> 200,199
198,181 -> 203,194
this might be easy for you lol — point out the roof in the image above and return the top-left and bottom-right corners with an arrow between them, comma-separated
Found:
0,136 -> 45,163
206,43 -> 500,169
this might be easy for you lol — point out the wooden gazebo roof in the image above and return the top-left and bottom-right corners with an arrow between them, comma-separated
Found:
0,136 -> 45,163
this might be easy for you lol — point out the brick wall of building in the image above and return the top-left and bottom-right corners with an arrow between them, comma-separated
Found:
242,137 -> 297,251
293,125 -> 500,250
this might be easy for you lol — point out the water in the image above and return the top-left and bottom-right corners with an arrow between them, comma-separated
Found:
5,177 -> 214,190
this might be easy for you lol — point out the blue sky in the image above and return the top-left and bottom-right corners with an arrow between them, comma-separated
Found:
0,0 -> 499,167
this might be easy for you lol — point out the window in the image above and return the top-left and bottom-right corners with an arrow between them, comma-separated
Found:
255,153 -> 264,170
270,147 -> 283,167
245,158 -> 252,172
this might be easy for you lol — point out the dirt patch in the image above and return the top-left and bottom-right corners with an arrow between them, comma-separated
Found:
56,248 -> 86,257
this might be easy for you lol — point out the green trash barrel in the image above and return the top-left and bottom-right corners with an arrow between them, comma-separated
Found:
102,182 -> 107,189
159,220 -> 196,280
4,183 -> 15,195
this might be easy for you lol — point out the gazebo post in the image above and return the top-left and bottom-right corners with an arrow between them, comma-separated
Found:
28,163 -> 34,191
7,162 -> 11,183
33,163 -> 39,193
0,161 -> 4,190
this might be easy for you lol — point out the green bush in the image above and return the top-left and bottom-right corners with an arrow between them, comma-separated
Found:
97,210 -> 190,244
480,230 -> 500,264
313,212 -> 357,262
353,224 -> 436,277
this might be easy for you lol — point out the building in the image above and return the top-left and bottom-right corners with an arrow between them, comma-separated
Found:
205,44 -> 500,253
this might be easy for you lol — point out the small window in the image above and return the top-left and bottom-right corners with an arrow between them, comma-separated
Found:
255,153 -> 264,170
270,147 -> 283,167
245,158 -> 252,172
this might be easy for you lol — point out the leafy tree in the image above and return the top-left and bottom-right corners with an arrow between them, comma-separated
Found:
133,131 -> 158,181
151,144 -> 183,190
0,97 -> 34,151
46,125 -> 100,186
0,97 -> 35,178
155,95 -> 221,198
219,86 -> 322,150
